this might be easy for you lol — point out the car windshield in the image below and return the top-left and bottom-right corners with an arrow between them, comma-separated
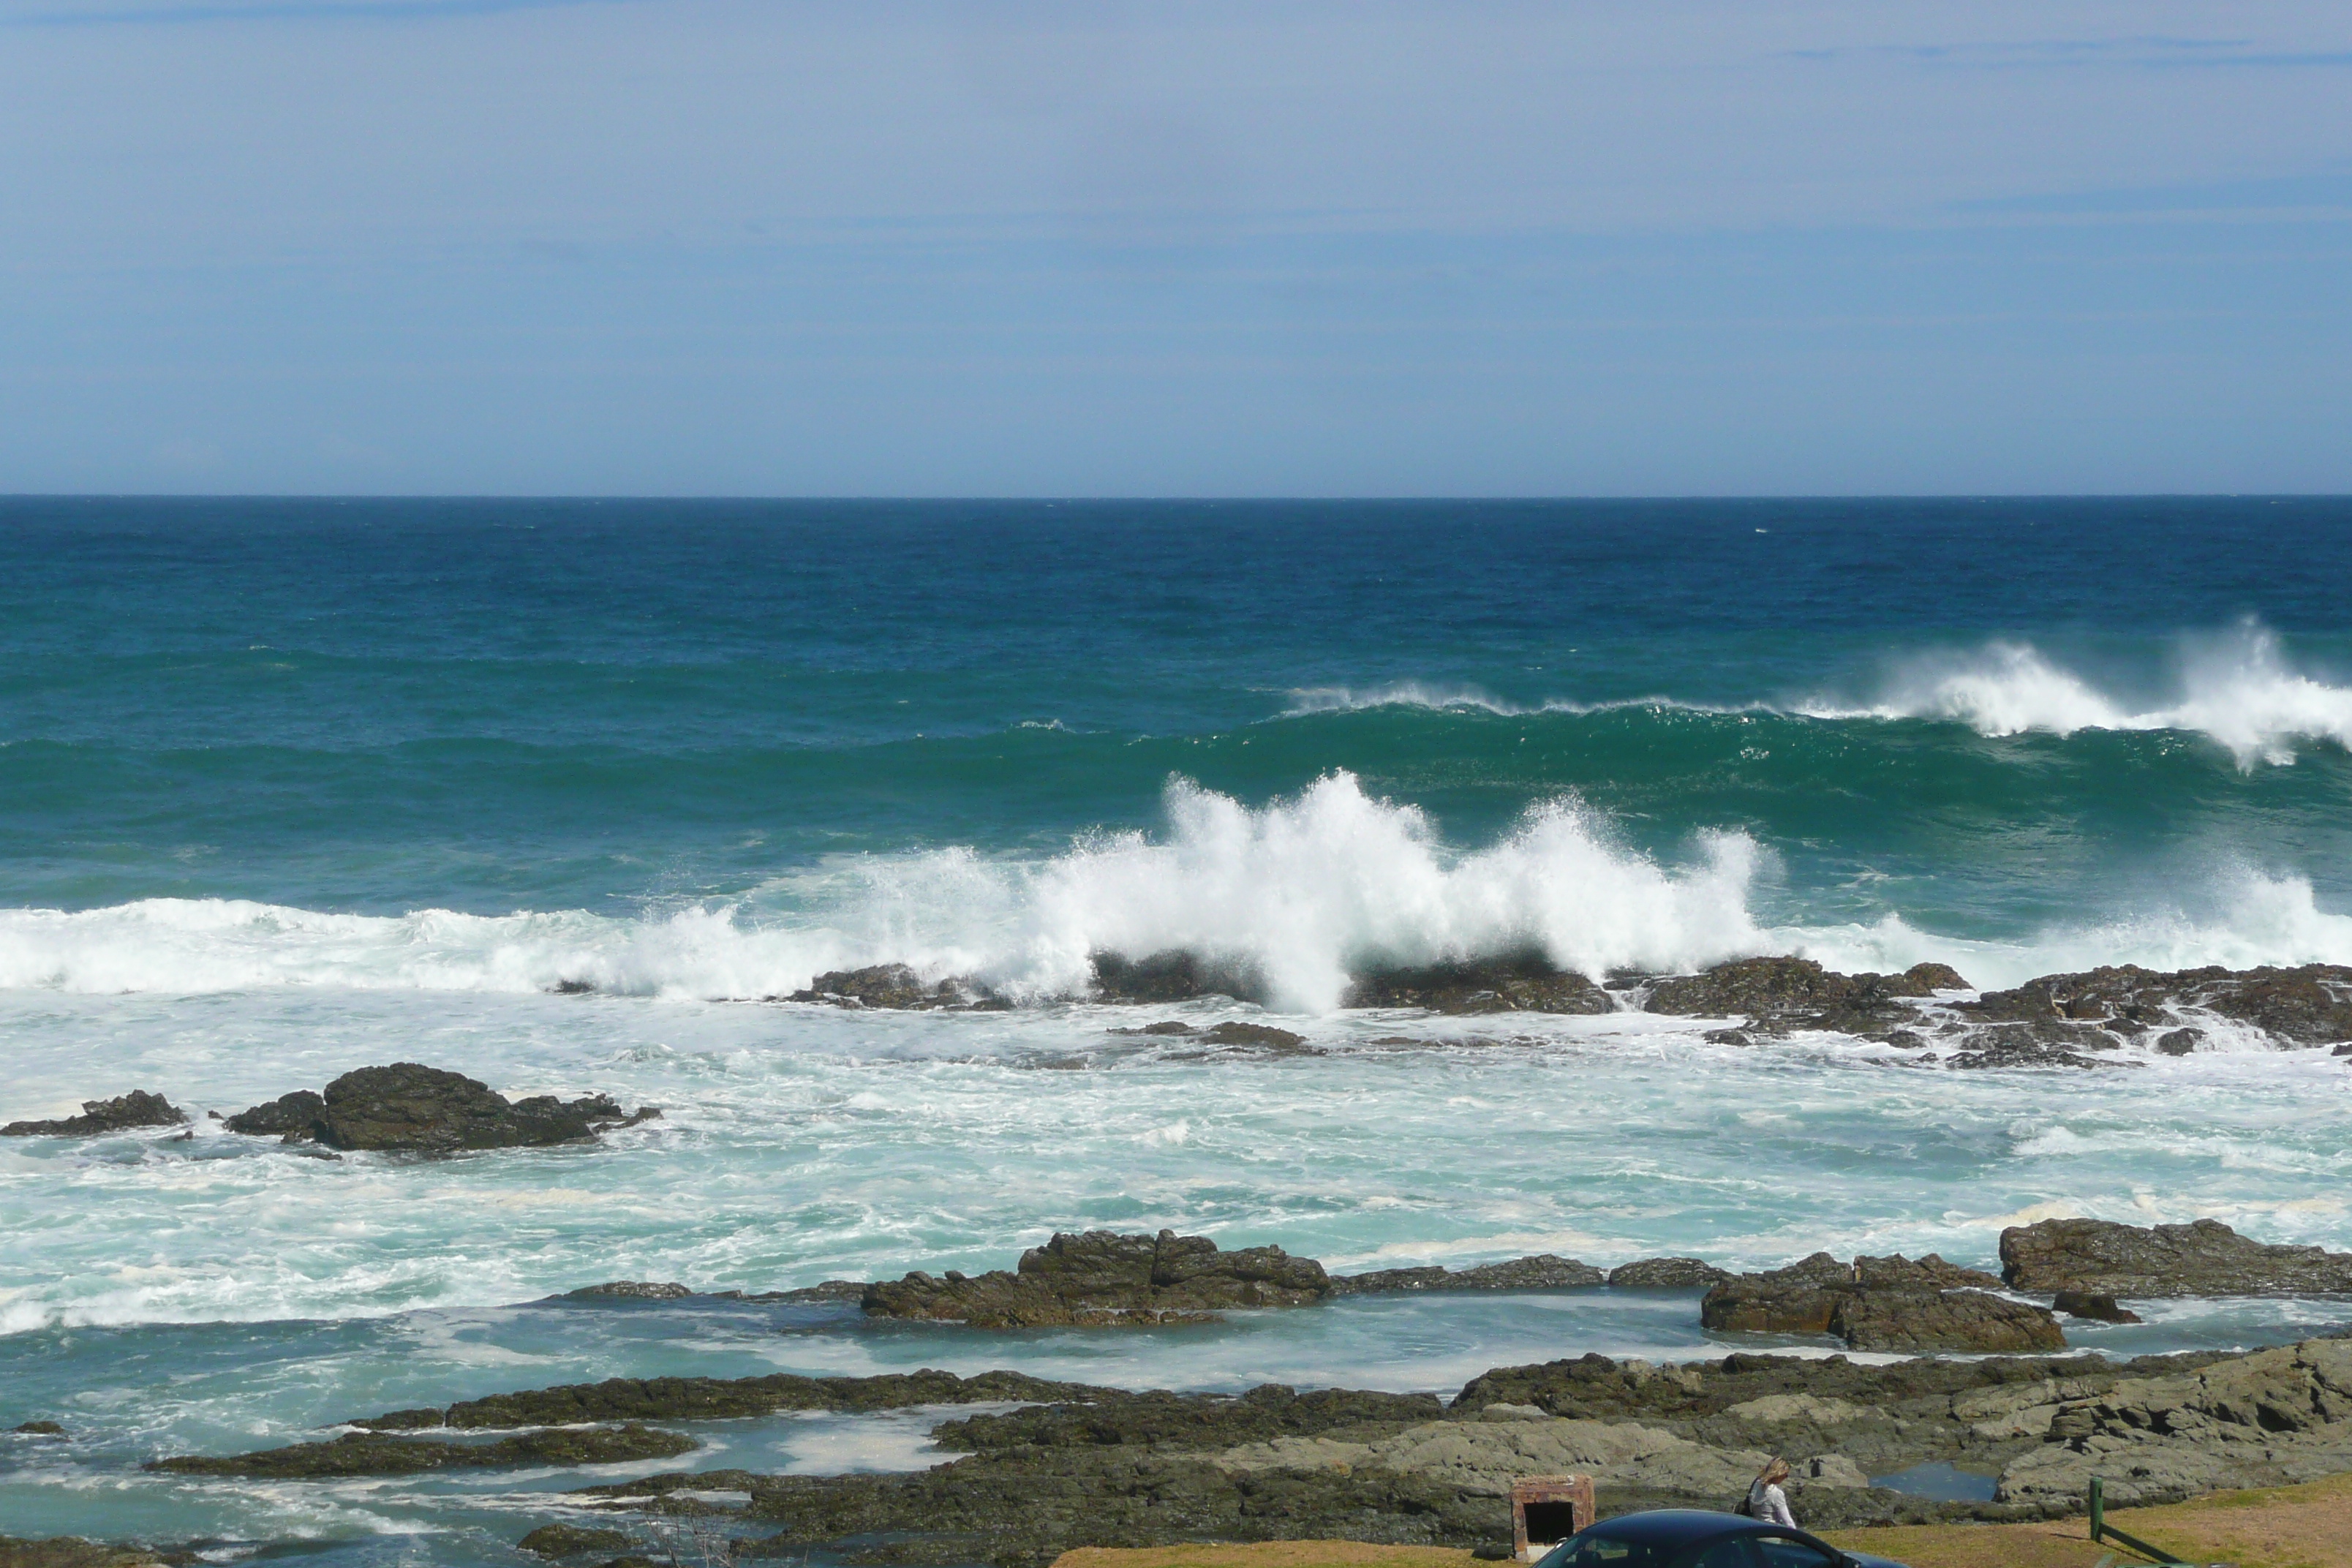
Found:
1541,1531 -> 1676,1567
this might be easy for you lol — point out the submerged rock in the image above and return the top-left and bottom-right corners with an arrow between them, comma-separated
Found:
1,1091 -> 186,1137
1701,1253 -> 2064,1353
149,1425 -> 698,1478
225,1064 -> 657,1153
863,1229 -> 1330,1327
516,1525 -> 635,1559
1341,954 -> 1613,1015
2000,1216 -> 2352,1297
7,1422 -> 67,1438
1328,1255 -> 1605,1295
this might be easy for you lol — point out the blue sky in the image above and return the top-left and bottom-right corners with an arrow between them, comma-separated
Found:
2,0 -> 2348,494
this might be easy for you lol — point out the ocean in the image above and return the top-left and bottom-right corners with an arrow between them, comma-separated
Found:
3,496 -> 2351,1558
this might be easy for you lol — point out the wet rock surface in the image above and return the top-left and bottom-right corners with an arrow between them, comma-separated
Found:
2,1091 -> 186,1137
930,1384 -> 1449,1452
1328,1255 -> 1605,1295
1644,959 -> 1965,1035
2051,1289 -> 2142,1324
516,1524 -> 636,1559
1340,955 -> 1613,1014
1962,962 -> 2352,1046
151,1425 -> 698,1477
1700,1253 -> 2065,1353
0,1540 -> 174,1568
567,1281 -> 694,1300
784,965 -> 1007,1011
2001,1217 -> 2352,1297
862,1230 -> 1330,1327
9,1422 -> 67,1437
225,1063 -> 658,1153
1606,1258 -> 1733,1289
353,1368 -> 1119,1431
1091,950 -> 1271,1005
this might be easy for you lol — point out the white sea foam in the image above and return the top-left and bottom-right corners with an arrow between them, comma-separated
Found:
1292,624 -> 2352,769
4,774 -> 2352,1008
0,774 -> 1765,1011
1805,622 -> 2352,767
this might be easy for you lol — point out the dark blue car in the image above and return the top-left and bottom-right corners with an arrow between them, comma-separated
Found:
1534,1509 -> 1911,1568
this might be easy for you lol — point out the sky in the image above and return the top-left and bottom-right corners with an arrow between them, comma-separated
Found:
1,0 -> 2349,496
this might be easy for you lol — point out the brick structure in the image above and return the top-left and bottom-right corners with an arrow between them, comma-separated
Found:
1511,1474 -> 1596,1560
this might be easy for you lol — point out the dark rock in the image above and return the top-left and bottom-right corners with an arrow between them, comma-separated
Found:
2000,1216 -> 2352,1297
1341,954 -> 1613,1015
1944,1022 -> 2124,1071
0,1539 -> 167,1568
2052,1290 -> 2142,1324
1962,963 -> 2352,1047
1186,1022 -> 1311,1052
517,1525 -> 633,1558
1606,1257 -> 1733,1289
356,1368 -> 1123,1431
2155,1028 -> 2202,1056
1702,1253 -> 2062,1352
1645,959 -> 1961,1034
566,1281 -> 692,1300
1703,1028 -> 1755,1047
246,1063 -> 658,1153
862,1229 -> 1330,1327
1091,950 -> 1270,1006
1832,1288 -> 2067,1354
600,1452 -> 1508,1568
1107,1021 -> 1199,1036
1330,1255 -> 1604,1295
2,1091 -> 186,1138
8,1422 -> 66,1437
930,1383 -> 1448,1452
149,1424 -> 698,1478
221,1090 -> 325,1138
784,964 -> 1000,1011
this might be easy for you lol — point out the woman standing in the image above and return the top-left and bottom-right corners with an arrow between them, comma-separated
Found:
1746,1458 -> 1796,1528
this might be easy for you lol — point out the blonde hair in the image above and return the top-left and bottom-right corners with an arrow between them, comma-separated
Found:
1756,1458 -> 1792,1488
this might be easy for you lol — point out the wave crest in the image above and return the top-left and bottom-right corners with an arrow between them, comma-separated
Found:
1806,622 -> 2352,767
0,774 -> 1765,1011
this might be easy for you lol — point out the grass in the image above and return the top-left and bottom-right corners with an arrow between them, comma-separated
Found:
1047,1473 -> 2352,1568
1826,1471 -> 2352,1568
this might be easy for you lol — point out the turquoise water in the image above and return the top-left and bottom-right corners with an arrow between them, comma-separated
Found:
4,497 -> 2352,1556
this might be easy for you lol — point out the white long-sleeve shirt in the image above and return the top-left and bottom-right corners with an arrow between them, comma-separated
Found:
1747,1481 -> 1795,1528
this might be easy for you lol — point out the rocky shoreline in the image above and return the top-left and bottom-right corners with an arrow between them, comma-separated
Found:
743,954 -> 2352,1069
113,1331 -> 2352,1568
26,1217 -> 2348,1568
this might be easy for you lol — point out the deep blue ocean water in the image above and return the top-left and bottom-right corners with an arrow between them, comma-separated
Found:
4,497 -> 2351,1561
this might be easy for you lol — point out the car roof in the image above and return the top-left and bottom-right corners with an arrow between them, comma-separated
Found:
1580,1514 -> 1834,1551
1577,1509 -> 1779,1545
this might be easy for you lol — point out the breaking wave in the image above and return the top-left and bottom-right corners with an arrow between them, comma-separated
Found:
1803,622 -> 2352,767
2,773 -> 2352,1009
0,773 -> 1762,1011
1288,624 -> 2352,769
